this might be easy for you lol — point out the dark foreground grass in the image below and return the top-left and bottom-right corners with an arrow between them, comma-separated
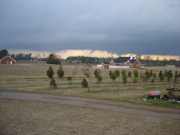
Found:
143,99 -> 180,109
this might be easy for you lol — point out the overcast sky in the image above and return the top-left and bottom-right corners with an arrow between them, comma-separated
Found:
0,0 -> 180,54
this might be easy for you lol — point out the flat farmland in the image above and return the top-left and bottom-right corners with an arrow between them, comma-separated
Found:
0,63 -> 180,135
0,62 -> 180,108
1,98 -> 180,135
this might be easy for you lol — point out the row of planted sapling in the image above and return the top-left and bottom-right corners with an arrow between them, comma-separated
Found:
46,65 -> 180,96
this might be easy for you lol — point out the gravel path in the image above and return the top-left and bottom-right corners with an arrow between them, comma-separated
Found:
0,90 -> 180,120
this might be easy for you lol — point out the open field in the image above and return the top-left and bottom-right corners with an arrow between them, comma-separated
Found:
0,99 -> 180,135
0,62 -> 180,108
0,62 -> 180,135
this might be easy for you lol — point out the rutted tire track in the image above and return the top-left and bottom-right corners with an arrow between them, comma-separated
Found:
0,90 -> 180,120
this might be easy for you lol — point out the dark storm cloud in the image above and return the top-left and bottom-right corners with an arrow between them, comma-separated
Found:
0,0 -> 180,54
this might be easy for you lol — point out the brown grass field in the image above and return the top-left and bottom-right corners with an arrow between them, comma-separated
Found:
0,62 -> 180,108
0,62 -> 180,135
0,99 -> 180,135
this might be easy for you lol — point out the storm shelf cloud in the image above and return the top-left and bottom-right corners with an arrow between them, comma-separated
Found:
0,0 -> 180,54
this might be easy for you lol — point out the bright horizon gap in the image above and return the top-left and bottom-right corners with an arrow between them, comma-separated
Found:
7,48 -> 180,56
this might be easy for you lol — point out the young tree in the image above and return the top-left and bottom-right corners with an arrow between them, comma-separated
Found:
151,73 -> 157,83
144,70 -> 150,82
83,67 -> 91,78
109,70 -> 117,82
140,72 -> 145,82
167,70 -> 173,82
94,69 -> 103,83
46,66 -> 54,79
173,71 -> 180,88
128,71 -> 132,78
50,78 -> 57,89
164,70 -> 168,76
81,78 -> 89,92
174,71 -> 179,83
115,70 -> 120,79
97,75 -> 103,83
94,69 -> 100,77
121,70 -> 127,84
144,70 -> 153,82
133,70 -> 139,83
158,71 -> 164,81
57,65 -> 64,79
149,70 -> 153,78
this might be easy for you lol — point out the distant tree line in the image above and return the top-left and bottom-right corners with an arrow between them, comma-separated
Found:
66,56 -> 180,66
47,54 -> 61,64
140,60 -> 180,67
1,49 -> 180,67
113,57 -> 129,63
12,53 -> 32,61
66,56 -> 111,64
0,49 -> 9,59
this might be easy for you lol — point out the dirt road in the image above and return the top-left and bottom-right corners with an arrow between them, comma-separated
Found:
0,90 -> 180,120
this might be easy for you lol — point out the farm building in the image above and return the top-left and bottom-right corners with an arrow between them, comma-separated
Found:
96,56 -> 141,69
0,56 -> 16,64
